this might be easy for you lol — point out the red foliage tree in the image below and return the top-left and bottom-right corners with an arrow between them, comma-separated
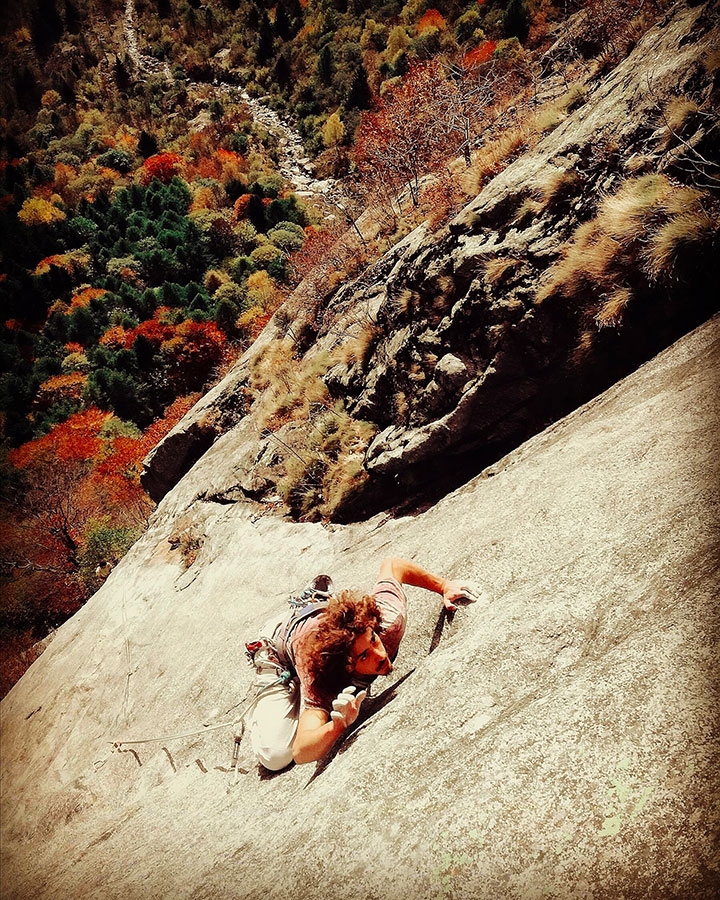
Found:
140,152 -> 184,185
290,225 -> 342,281
124,316 -> 176,350
354,61 -> 450,208
11,407 -> 110,469
160,320 -> 227,393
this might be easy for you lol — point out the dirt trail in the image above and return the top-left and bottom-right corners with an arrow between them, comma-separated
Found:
123,0 -> 344,207
123,0 -> 172,80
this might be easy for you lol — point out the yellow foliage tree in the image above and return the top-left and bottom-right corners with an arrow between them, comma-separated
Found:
246,270 -> 278,308
18,198 -> 66,226
386,24 -> 411,56
322,112 -> 345,149
41,90 -> 62,109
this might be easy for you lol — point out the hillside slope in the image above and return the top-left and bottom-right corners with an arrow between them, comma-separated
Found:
1,309 -> 718,898
142,0 -> 720,519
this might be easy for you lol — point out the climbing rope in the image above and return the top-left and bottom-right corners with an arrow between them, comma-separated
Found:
111,718 -> 241,747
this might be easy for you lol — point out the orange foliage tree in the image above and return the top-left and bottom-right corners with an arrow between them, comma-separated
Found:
93,393 -> 199,512
35,372 -> 87,410
417,9 -> 447,32
68,287 -> 107,312
140,393 -> 202,450
233,193 -> 253,221
1,395 -> 202,695
463,39 -> 497,68
4,408 -> 114,630
354,61 -> 452,208
2,395 -> 200,637
187,148 -> 247,185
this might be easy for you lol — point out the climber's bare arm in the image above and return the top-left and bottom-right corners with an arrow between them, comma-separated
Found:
293,683 -> 368,765
292,708 -> 345,765
378,557 -> 479,611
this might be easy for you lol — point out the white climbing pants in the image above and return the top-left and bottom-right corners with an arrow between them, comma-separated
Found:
247,615 -> 301,772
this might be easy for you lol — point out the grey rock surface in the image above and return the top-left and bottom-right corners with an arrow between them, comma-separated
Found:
2,315 -> 718,900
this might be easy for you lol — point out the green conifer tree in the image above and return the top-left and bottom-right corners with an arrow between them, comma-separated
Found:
317,44 -> 334,85
256,11 -> 274,63
345,64 -> 372,109
503,0 -> 530,42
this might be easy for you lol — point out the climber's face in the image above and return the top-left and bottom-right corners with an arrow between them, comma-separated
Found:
350,628 -> 392,677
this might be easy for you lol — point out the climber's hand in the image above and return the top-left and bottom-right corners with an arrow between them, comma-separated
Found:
330,685 -> 367,729
442,580 -> 483,612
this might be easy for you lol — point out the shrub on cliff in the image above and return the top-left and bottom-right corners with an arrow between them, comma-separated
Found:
535,174 -> 720,360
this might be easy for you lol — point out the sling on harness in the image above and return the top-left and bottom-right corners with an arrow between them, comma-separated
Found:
247,574 -> 334,675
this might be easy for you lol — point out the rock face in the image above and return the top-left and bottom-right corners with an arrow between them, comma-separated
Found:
2,312 -> 719,899
3,3 -> 719,895
141,0 -> 720,520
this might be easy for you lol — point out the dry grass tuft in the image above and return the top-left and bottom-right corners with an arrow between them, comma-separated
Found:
531,85 -> 588,135
657,96 -> 704,153
330,320 -> 379,369
462,124 -> 530,196
393,390 -> 409,425
571,328 -> 596,366
513,197 -> 544,227
642,209 -> 717,283
275,402 -> 377,520
702,48 -> 720,77
460,84 -> 589,201
535,174 -> 718,355
249,340 -> 378,519
595,287 -> 632,329
256,348 -> 331,432
599,174 -> 670,244
663,97 -> 701,136
419,169 -> 472,232
484,256 -> 522,288
537,169 -> 583,209
533,105 -> 567,135
394,288 -> 420,317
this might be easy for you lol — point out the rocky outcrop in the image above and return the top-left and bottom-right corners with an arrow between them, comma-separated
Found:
142,0 -> 720,521
2,313 -> 719,900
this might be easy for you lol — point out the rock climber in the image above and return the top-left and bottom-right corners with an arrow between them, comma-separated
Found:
246,556 -> 479,771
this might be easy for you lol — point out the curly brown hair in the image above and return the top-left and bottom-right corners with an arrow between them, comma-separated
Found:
304,590 -> 382,698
